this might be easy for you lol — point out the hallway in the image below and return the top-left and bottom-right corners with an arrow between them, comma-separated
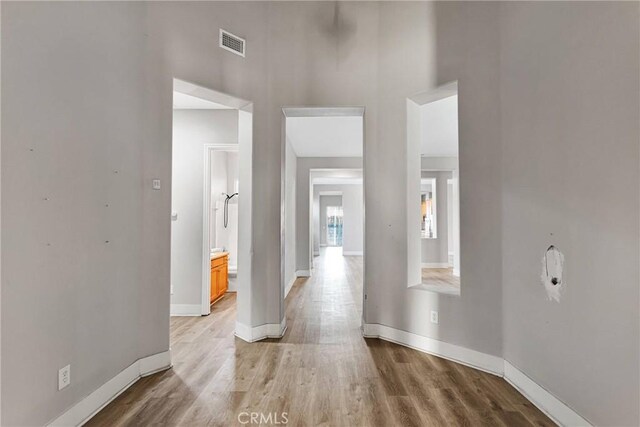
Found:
88,249 -> 552,426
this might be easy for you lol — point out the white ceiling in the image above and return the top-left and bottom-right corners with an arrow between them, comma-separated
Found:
286,116 -> 363,157
421,95 -> 458,157
173,91 -> 233,110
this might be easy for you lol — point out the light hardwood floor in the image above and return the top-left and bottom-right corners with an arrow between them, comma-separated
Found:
421,267 -> 460,295
88,247 -> 552,426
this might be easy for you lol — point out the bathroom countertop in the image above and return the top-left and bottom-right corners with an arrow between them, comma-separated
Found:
211,252 -> 228,261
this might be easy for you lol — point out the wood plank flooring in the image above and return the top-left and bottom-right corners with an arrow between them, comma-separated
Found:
421,267 -> 460,295
88,247 -> 552,426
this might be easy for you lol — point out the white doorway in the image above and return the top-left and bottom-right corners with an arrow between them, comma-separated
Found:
281,107 -> 366,330
170,79 -> 254,331
205,145 -> 239,299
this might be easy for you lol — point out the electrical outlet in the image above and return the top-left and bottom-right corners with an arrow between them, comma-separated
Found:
58,365 -> 71,390
170,285 -> 174,295
430,310 -> 439,324
152,179 -> 161,190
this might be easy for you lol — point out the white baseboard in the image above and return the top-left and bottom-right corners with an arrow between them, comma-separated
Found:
285,276 -> 296,298
504,361 -> 591,427
421,262 -> 451,268
362,323 -> 591,426
139,351 -> 172,377
48,350 -> 171,427
170,304 -> 201,316
235,318 -> 287,343
295,270 -> 310,277
363,323 -> 503,376
342,251 -> 363,256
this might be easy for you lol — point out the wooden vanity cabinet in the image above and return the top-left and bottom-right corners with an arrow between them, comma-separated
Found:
210,253 -> 229,304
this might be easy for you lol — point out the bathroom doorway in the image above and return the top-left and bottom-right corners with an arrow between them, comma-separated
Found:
170,78 -> 253,324
207,145 -> 239,302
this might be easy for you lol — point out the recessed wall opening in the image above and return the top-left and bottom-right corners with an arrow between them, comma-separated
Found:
407,82 -> 460,296
170,78 -> 254,344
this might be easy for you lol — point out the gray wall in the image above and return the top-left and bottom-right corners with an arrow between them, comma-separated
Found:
2,2 -> 638,426
2,3 -> 162,425
319,195 -> 342,246
312,189 -> 320,256
284,138 -> 296,293
500,2 -> 639,425
171,109 -> 238,307
421,170 -> 452,264
0,3 -> 498,424
341,184 -> 364,255
369,1 -> 504,360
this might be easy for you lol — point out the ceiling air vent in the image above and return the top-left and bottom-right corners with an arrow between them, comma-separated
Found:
219,29 -> 245,57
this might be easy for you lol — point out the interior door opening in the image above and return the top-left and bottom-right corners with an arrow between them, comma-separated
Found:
281,106 -> 366,330
169,78 -> 254,344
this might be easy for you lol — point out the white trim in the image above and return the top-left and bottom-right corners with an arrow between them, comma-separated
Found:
409,81 -> 458,106
174,78 -> 251,110
421,262 -> 451,268
453,268 -> 460,277
285,276 -> 296,298
235,319 -> 287,343
282,106 -> 365,118
363,323 -> 503,376
504,361 -> 591,427
170,304 -> 202,317
47,351 -> 171,427
342,251 -> 363,256
139,352 -> 172,377
295,270 -> 310,277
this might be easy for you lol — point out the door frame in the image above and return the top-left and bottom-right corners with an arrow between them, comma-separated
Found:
281,106 -> 366,331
